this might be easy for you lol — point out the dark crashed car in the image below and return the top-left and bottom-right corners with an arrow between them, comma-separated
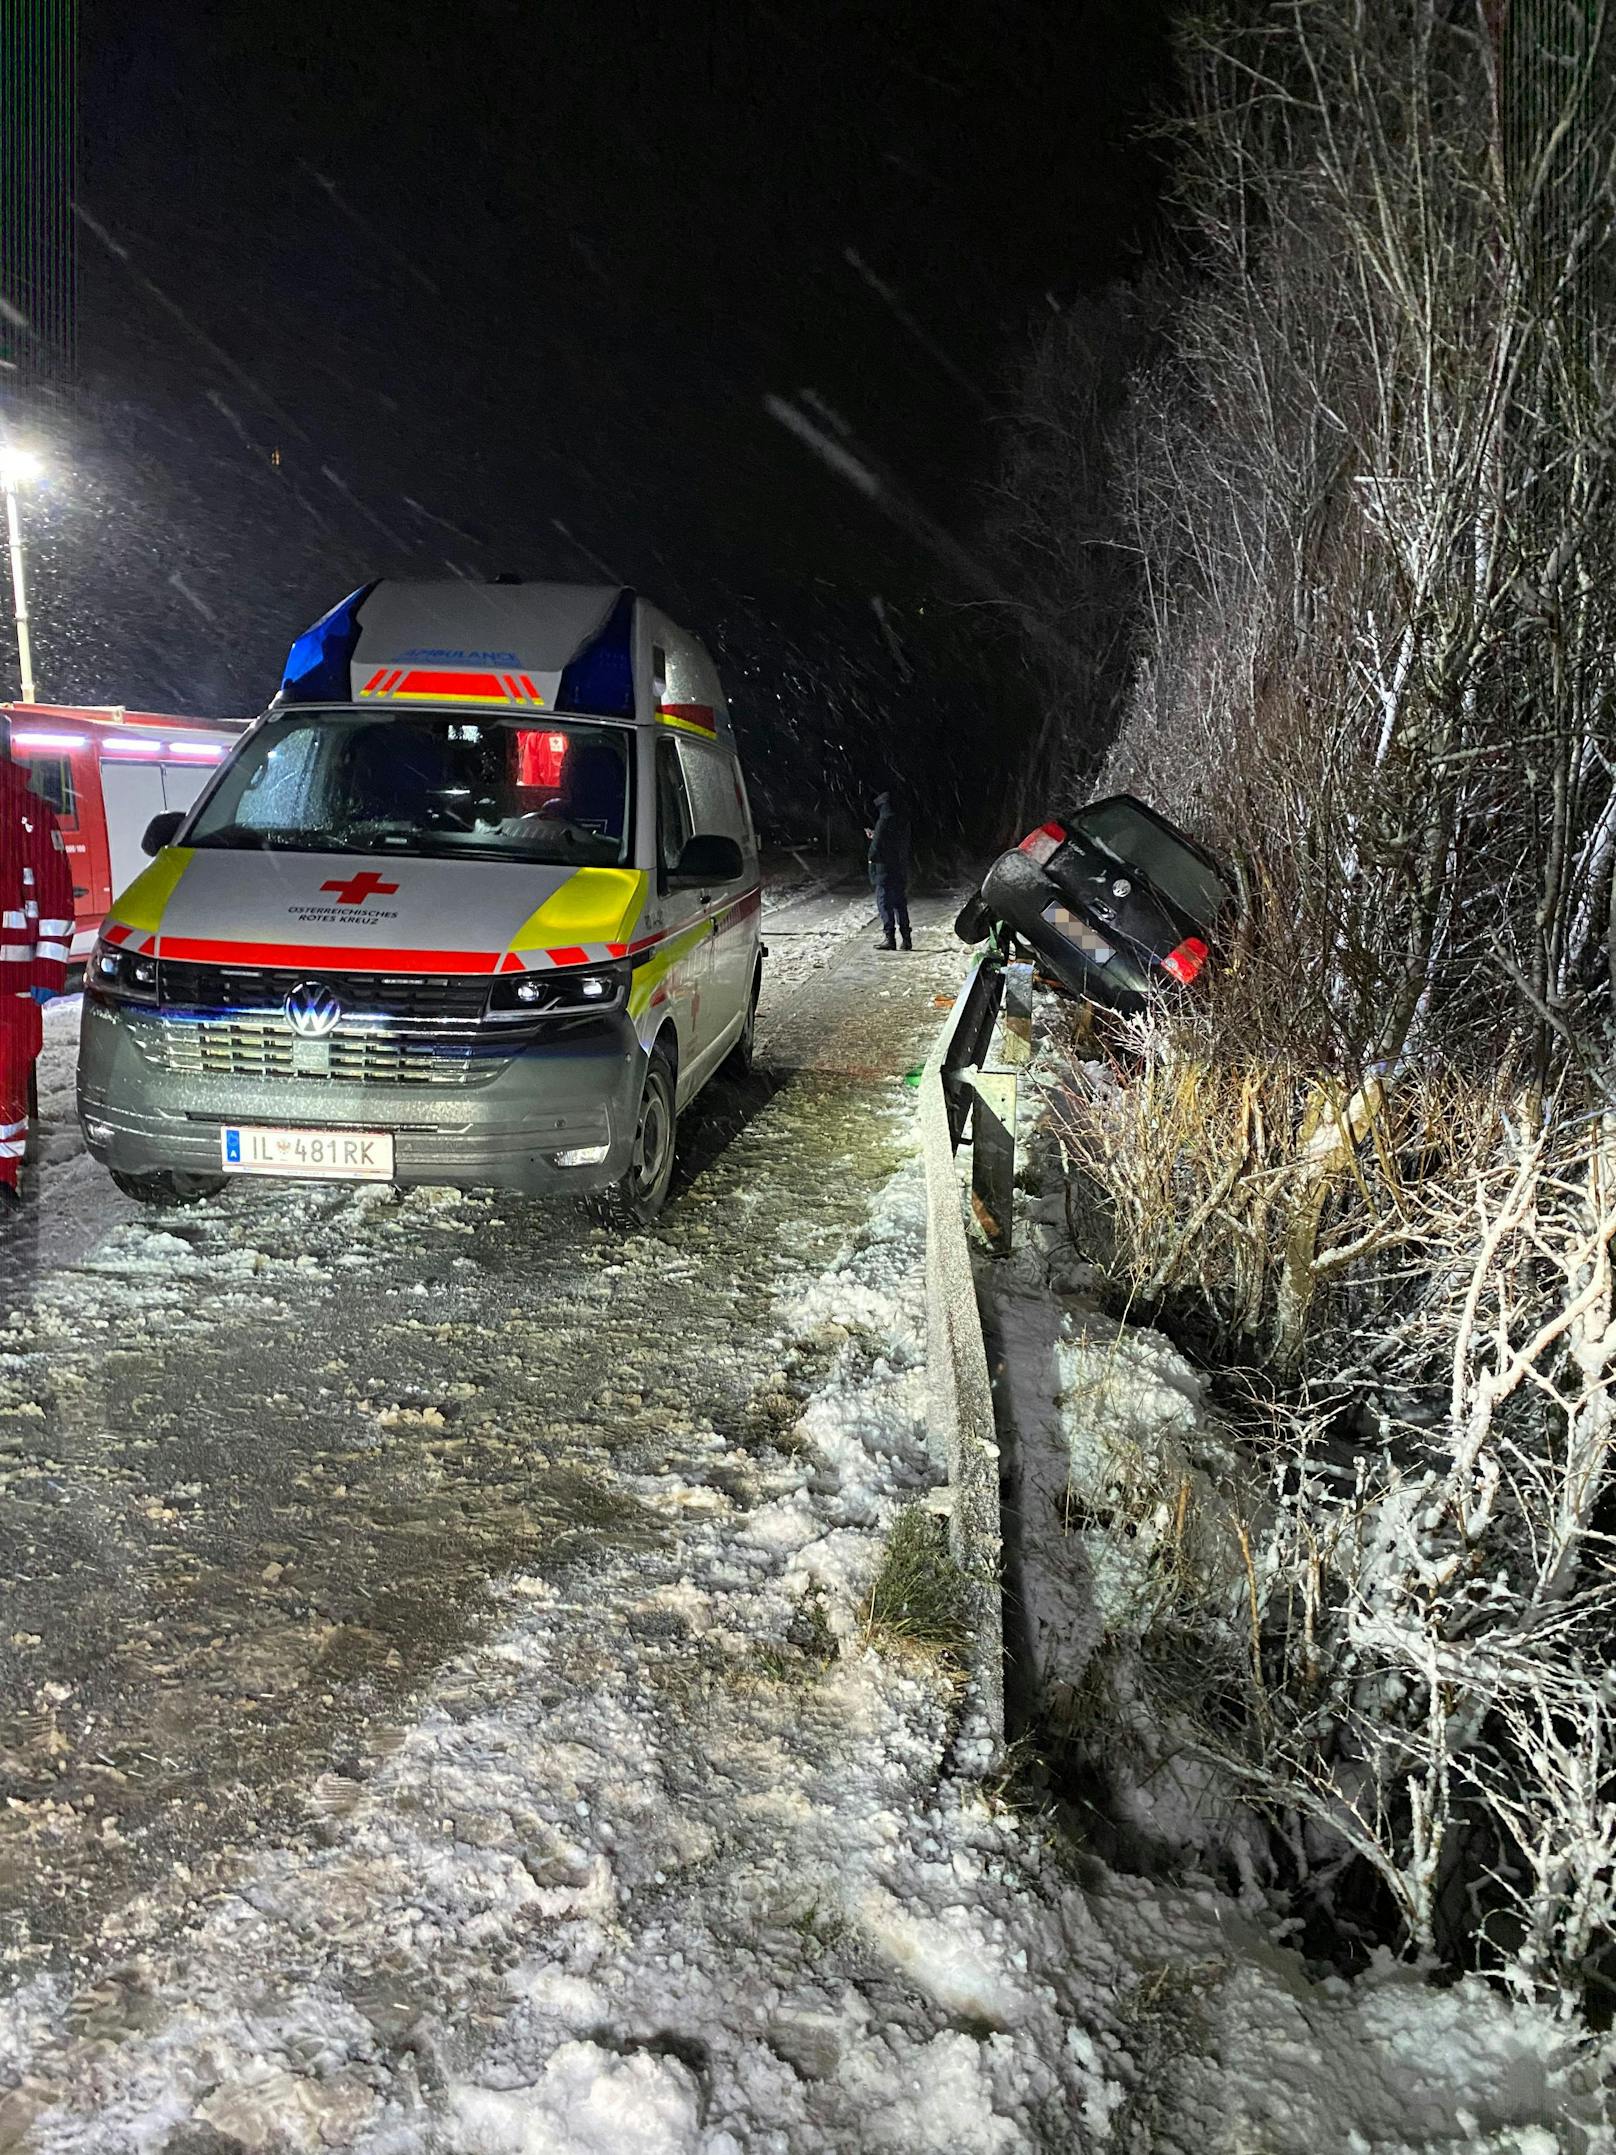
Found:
958,794 -> 1235,1014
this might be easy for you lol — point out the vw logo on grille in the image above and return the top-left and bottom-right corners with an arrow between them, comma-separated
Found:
284,980 -> 343,1038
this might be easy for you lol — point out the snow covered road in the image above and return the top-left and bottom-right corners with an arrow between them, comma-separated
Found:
0,876 -> 947,1986
1,879 -> 1054,2146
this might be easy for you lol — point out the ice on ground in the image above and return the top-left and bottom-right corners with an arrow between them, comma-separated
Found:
451,2042 -> 703,2154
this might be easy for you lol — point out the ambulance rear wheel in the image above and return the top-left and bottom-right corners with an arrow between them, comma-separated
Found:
110,1169 -> 225,1207
604,1048 -> 677,1228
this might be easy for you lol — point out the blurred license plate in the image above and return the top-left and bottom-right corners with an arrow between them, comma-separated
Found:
221,1125 -> 394,1180
1042,902 -> 1114,963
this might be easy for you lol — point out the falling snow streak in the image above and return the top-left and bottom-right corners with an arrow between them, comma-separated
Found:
843,246 -> 990,414
298,160 -> 443,298
71,202 -> 311,445
0,0 -> 76,391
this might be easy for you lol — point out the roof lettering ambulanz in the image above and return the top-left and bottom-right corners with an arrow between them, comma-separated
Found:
398,648 -> 520,663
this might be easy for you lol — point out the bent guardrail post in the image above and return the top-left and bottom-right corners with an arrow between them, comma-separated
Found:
968,1071 -> 1016,1253
936,951 -> 1023,1257
1001,959 -> 1035,1065
939,953 -> 1004,1148
969,957 -> 1032,1254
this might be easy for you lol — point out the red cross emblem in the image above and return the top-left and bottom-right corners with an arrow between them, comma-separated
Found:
320,871 -> 400,905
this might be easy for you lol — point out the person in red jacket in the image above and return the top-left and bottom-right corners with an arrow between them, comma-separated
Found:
0,749 -> 73,1206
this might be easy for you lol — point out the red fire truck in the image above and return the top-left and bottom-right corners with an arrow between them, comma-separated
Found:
0,703 -> 248,960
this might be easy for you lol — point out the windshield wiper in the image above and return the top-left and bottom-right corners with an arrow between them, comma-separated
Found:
392,839 -> 610,864
189,831 -> 373,855
190,828 -> 617,866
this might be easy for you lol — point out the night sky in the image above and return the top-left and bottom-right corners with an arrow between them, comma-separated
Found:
17,0 -> 1167,841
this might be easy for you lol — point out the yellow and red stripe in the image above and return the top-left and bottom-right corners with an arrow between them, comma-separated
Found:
656,702 -> 718,738
359,668 -> 547,706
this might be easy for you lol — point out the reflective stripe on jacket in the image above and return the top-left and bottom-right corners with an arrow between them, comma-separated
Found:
0,756 -> 74,993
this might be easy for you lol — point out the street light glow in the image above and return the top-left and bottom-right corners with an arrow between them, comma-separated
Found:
0,440 -> 40,697
0,446 -> 41,489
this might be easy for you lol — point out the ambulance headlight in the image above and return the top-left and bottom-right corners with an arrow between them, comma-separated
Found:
554,1143 -> 611,1167
486,959 -> 630,1020
90,939 -> 160,1004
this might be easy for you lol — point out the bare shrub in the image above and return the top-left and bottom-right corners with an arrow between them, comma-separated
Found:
1101,0 -> 1616,1083
1056,1067 -> 1616,2001
1004,0 -> 1616,2009
1225,1108 -> 1616,2005
1052,1036 -> 1513,1375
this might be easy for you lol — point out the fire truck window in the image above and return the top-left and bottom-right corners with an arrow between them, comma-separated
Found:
25,757 -> 75,819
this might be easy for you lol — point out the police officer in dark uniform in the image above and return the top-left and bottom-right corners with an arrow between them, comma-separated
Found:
865,790 -> 912,952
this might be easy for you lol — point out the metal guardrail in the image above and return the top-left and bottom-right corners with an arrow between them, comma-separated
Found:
936,952 -> 1033,1254
917,946 -> 1037,1764
937,951 -> 1005,1146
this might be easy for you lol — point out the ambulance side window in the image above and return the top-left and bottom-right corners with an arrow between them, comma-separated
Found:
656,737 -> 694,876
676,740 -> 750,857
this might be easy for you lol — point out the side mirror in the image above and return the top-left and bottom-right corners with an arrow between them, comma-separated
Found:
142,811 -> 185,857
671,833 -> 744,886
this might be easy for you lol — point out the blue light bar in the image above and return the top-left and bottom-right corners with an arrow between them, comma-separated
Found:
555,588 -> 636,719
280,582 -> 377,703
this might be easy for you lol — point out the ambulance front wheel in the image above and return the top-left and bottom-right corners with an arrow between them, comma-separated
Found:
109,1168 -> 226,1207
602,1046 -> 677,1229
723,965 -> 761,1080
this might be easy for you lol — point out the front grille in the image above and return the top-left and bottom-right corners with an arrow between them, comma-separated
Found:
149,1017 -> 499,1087
144,964 -> 512,1087
157,961 -> 491,1023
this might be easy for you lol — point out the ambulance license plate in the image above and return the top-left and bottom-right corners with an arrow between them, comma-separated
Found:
220,1125 -> 394,1181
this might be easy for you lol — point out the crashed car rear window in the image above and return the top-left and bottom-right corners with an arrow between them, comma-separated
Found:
1075,801 -> 1231,929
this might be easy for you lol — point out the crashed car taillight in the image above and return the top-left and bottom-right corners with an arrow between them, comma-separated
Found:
1017,821 -> 1067,865
1161,937 -> 1209,985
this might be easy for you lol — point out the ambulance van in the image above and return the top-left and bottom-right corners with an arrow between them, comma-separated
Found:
77,582 -> 762,1222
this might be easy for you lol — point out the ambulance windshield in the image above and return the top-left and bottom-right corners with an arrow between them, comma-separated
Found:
185,711 -> 633,867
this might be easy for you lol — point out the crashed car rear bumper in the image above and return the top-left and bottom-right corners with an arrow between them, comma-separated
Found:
979,850 -> 1155,1012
